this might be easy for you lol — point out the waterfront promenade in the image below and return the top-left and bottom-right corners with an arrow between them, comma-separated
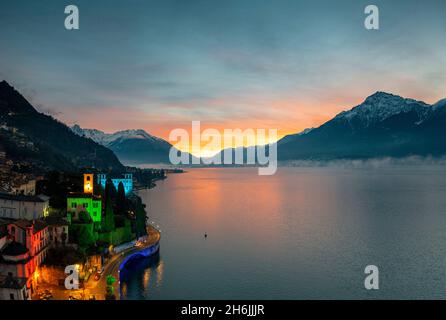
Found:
33,225 -> 161,300
86,224 -> 161,300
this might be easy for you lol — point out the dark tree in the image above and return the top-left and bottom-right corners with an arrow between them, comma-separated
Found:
116,181 -> 126,215
102,179 -> 116,232
135,197 -> 147,238
78,211 -> 92,224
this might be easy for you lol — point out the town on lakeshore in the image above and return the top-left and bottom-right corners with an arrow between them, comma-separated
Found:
0,170 -> 167,300
3,0 -> 446,308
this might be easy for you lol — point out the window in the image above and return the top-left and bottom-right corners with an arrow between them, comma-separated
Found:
93,202 -> 98,208
10,293 -> 14,300
71,202 -> 77,208
83,203 -> 88,208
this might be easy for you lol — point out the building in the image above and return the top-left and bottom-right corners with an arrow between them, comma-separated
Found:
67,193 -> 102,223
0,193 -> 50,220
0,219 -> 49,293
45,217 -> 69,248
7,220 -> 49,268
97,173 -> 133,195
0,220 -> 8,251
0,275 -> 30,300
84,173 -> 93,194
12,179 -> 37,196
67,174 -> 103,223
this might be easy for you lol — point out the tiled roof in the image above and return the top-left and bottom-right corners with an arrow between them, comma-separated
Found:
0,275 -> 27,289
32,220 -> 47,232
68,192 -> 101,200
0,231 -> 7,238
0,218 -> 10,226
1,241 -> 28,256
44,216 -> 69,226
13,219 -> 48,233
0,192 -> 46,203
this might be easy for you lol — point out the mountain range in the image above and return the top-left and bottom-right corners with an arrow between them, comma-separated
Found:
277,92 -> 446,160
204,92 -> 446,163
70,125 -> 174,165
0,80 -> 123,171
2,79 -> 446,170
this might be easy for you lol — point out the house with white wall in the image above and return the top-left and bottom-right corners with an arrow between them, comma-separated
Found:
0,193 -> 49,220
0,275 -> 30,300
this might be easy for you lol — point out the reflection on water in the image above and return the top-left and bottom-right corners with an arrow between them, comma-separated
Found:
120,166 -> 446,299
119,252 -> 163,299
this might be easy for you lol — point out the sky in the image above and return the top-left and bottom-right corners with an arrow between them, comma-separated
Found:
1,0 -> 446,155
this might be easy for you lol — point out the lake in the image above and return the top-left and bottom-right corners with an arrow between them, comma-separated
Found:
119,166 -> 446,299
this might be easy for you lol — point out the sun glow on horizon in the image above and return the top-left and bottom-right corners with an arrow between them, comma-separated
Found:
168,126 -> 288,158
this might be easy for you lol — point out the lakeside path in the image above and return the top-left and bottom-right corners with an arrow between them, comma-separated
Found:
84,225 -> 161,300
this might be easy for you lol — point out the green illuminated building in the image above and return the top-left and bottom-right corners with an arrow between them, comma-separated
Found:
67,193 -> 102,223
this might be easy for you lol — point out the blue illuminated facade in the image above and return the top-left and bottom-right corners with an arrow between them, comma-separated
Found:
97,173 -> 133,195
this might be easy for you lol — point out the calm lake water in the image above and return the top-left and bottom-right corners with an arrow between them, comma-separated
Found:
120,166 -> 446,299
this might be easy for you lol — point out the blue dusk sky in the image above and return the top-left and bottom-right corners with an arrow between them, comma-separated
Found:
0,0 -> 445,143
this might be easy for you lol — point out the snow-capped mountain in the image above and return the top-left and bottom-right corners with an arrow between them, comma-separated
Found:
278,91 -> 446,160
334,92 -> 431,127
0,81 -> 124,171
71,125 -> 174,165
71,125 -> 166,147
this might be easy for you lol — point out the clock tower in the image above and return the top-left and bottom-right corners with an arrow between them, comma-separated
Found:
84,173 -> 93,194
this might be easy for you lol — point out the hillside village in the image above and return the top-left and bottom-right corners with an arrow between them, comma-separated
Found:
0,170 -> 165,300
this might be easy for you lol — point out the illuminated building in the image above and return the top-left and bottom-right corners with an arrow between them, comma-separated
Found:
66,173 -> 102,223
67,193 -> 102,223
97,173 -> 133,195
0,219 -> 49,294
83,173 -> 93,194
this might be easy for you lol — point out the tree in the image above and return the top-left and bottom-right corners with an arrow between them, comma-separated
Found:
78,225 -> 95,249
103,194 -> 115,233
78,211 -> 92,224
106,178 -> 117,200
102,179 -> 115,233
135,197 -> 147,238
105,275 -> 116,300
116,182 -> 126,215
69,223 -> 96,253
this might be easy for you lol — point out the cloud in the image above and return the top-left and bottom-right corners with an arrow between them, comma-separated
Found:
1,0 -> 446,143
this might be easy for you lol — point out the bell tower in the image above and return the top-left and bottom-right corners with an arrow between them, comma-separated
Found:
84,173 -> 93,194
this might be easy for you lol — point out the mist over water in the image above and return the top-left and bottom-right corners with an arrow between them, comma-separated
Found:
280,156 -> 446,168
121,165 -> 446,299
